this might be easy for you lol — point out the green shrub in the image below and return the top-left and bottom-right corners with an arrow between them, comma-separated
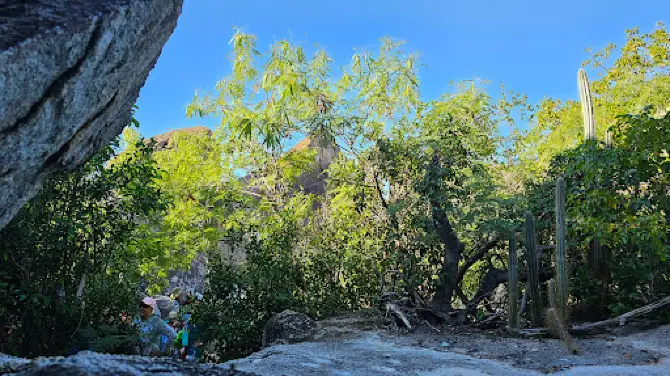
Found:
195,207 -> 307,361
0,139 -> 164,357
194,193 -> 387,361
527,109 -> 670,318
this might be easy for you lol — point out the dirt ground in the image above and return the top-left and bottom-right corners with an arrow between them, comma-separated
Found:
317,310 -> 667,373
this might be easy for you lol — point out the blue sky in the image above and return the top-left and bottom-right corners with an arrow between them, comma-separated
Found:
135,0 -> 667,138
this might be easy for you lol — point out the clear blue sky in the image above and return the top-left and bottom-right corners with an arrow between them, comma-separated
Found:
135,0 -> 667,138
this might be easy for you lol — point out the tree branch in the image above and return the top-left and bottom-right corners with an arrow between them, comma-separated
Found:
373,173 -> 389,210
453,283 -> 471,306
467,267 -> 508,311
456,237 -> 501,283
518,294 -> 670,336
430,200 -> 464,253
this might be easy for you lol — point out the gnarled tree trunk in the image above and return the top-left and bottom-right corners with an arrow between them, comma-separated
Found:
430,201 -> 465,312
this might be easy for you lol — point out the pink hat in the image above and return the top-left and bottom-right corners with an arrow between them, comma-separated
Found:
141,297 -> 156,307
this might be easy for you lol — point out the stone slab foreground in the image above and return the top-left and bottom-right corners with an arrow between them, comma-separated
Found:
227,332 -> 670,376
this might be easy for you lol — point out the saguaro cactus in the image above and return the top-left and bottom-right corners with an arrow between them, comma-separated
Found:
508,231 -> 519,329
578,69 -> 596,141
524,211 -> 542,327
555,177 -> 568,319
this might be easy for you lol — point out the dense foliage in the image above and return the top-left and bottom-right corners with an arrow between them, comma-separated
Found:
519,23 -> 670,318
1,21 -> 667,361
119,127 -> 239,293
516,22 -> 670,180
0,126 -> 165,357
527,109 -> 670,318
189,24 -> 668,360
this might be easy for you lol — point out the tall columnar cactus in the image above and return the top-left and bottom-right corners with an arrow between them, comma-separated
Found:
555,177 -> 569,320
524,211 -> 542,327
579,68 -> 607,286
578,69 -> 596,141
508,231 -> 519,329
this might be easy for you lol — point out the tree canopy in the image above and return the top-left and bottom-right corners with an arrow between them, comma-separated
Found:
1,22 -> 668,361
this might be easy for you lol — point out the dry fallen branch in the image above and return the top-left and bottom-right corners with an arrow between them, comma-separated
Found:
474,312 -> 504,329
571,294 -> 670,334
412,291 -> 427,308
421,319 -> 441,333
515,294 -> 670,336
415,307 -> 449,324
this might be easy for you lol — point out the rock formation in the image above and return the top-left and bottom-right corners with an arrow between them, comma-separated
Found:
0,0 -> 184,229
0,351 -> 254,376
287,135 -> 340,197
166,252 -> 209,296
261,310 -> 319,348
146,126 -> 213,151
154,295 -> 176,319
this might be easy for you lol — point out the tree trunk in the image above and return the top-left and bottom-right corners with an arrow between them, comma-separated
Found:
430,201 -> 465,312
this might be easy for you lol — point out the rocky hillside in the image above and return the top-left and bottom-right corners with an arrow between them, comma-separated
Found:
286,135 -> 340,197
146,126 -> 213,151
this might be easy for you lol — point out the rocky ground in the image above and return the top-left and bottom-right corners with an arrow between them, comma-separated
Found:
228,310 -> 670,375
0,351 -> 253,376
3,311 -> 670,375
389,322 -> 666,372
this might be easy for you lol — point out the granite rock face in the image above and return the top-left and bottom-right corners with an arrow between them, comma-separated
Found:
0,351 -> 255,376
146,126 -> 213,151
166,252 -> 209,295
228,331 -> 670,376
0,0 -> 183,229
288,135 -> 340,197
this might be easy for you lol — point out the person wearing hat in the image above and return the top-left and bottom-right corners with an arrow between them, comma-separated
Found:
137,297 -> 177,356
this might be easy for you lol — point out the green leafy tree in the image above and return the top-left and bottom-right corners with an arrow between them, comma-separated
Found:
187,31 -> 526,363
526,108 -> 670,318
518,23 -> 669,179
187,29 -> 420,151
0,128 -> 165,356
137,129 -> 244,293
370,82 -> 522,311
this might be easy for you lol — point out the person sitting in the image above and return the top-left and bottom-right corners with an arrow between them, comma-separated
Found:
136,297 -> 177,356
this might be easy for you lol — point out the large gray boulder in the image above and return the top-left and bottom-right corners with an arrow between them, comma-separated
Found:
0,351 -> 255,375
0,0 -> 183,229
262,310 -> 319,347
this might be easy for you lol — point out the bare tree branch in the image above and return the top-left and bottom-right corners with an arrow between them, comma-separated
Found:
456,237 -> 501,283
